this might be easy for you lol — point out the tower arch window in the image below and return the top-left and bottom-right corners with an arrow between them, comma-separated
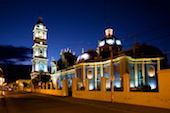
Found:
38,31 -> 44,39
39,48 -> 44,56
39,62 -> 44,71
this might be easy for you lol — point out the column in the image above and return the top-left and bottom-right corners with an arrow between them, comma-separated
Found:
82,64 -> 85,87
134,61 -> 138,87
120,57 -> 126,87
142,60 -> 145,85
62,78 -> 68,96
101,76 -> 106,91
85,78 -> 89,91
157,59 -> 160,71
42,83 -> 45,89
123,73 -> 131,92
74,65 -> 77,77
46,82 -> 48,90
100,63 -> 103,77
50,82 -> 52,89
95,64 -> 98,89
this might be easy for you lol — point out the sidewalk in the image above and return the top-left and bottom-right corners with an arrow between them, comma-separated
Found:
32,92 -> 170,113
0,91 -> 7,113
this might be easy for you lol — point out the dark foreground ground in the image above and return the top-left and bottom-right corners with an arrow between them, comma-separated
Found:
0,91 -> 170,113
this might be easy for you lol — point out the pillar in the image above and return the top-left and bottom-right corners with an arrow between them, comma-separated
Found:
157,59 -> 160,71
56,82 -> 58,90
50,82 -> 52,89
101,76 -> 106,91
74,66 -> 77,77
100,63 -> 103,77
82,64 -> 85,87
62,78 -> 68,96
142,60 -> 145,85
120,57 -> 126,87
39,82 -> 41,90
72,77 -> 79,91
134,61 -> 138,87
31,84 -> 34,92
123,73 -> 131,92
46,82 -> 48,90
85,78 -> 89,91
42,83 -> 45,89
94,64 -> 98,89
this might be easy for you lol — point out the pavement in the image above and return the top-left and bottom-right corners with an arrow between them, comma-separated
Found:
0,91 -> 7,113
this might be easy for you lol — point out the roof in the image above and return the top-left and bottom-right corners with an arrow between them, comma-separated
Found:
121,43 -> 163,58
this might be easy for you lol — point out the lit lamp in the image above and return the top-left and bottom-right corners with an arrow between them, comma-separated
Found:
87,70 -> 93,79
148,66 -> 155,77
0,68 -> 5,86
0,77 -> 4,86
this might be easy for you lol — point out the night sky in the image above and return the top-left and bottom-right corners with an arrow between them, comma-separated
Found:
0,0 -> 170,67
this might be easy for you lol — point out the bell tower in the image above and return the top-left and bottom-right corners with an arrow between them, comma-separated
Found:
30,16 -> 49,80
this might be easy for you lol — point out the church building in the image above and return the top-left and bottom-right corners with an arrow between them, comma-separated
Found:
50,26 -> 166,91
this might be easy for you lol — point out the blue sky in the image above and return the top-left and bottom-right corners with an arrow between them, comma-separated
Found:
0,0 -> 170,66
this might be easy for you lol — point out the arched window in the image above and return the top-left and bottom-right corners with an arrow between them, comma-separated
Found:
38,31 -> 43,39
39,48 -> 44,56
87,69 -> 93,79
39,62 -> 44,71
148,66 -> 155,77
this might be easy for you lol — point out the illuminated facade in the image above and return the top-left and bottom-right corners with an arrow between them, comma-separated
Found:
51,27 -> 166,91
30,17 -> 49,80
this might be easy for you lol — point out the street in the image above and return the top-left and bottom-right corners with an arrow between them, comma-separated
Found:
1,90 -> 170,113
1,91 -> 126,113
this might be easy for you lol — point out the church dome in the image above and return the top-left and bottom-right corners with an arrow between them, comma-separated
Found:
76,49 -> 98,63
98,27 -> 122,59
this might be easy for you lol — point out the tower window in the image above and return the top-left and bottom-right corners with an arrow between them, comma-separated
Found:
39,62 -> 44,71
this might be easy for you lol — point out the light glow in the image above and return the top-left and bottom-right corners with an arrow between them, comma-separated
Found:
0,78 -> 3,85
150,84 -> 156,89
106,39 -> 114,45
87,70 -> 93,79
99,41 -> 105,47
89,83 -> 94,90
130,84 -> 135,88
116,40 -> 121,45
39,25 -> 43,29
105,28 -> 113,36
148,66 -> 155,77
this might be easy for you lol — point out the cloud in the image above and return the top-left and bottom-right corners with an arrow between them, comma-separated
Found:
0,45 -> 32,65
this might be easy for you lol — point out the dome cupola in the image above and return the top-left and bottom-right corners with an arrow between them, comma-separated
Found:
98,27 -> 122,59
